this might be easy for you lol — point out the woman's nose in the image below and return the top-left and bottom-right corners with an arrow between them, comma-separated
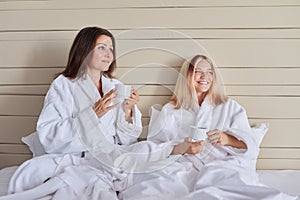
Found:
103,49 -> 111,58
200,72 -> 208,78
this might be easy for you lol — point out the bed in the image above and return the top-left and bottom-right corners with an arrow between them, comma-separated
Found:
1,1 -> 300,198
1,166 -> 299,197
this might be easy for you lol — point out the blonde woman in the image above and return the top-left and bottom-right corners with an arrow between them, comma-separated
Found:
120,55 -> 298,200
150,55 -> 251,157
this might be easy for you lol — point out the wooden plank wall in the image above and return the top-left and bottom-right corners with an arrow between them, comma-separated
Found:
0,0 -> 299,169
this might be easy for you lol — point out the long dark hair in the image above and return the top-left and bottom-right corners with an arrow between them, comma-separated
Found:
56,26 -> 116,79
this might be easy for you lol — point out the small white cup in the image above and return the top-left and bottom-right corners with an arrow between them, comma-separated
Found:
190,126 -> 207,142
114,84 -> 132,104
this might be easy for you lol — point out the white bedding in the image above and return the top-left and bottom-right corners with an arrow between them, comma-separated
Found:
0,166 -> 18,197
257,170 -> 300,196
0,166 -> 299,197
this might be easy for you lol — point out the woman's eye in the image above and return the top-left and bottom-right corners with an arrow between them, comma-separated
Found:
98,45 -> 105,50
109,48 -> 113,53
195,70 -> 213,75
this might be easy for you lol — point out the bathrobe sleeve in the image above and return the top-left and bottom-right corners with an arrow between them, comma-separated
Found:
108,79 -> 142,145
36,76 -> 90,154
115,105 -> 142,145
147,104 -> 180,144
218,100 -> 259,160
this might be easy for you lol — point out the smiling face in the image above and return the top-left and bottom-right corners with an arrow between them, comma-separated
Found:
193,59 -> 214,96
87,35 -> 114,74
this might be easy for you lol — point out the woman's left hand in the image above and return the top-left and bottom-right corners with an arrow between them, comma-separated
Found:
207,129 -> 229,146
123,89 -> 139,121
207,129 -> 247,149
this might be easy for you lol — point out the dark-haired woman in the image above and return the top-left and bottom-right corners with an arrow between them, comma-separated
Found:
36,26 -> 142,154
4,27 -> 142,200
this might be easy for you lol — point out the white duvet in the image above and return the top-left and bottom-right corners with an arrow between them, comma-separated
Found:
118,101 -> 300,200
1,86 -> 299,199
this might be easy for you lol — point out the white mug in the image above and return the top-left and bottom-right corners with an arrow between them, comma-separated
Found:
190,126 -> 208,142
114,84 -> 132,104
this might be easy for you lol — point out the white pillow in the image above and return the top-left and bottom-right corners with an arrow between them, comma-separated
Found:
251,123 -> 269,146
148,104 -> 167,138
22,131 -> 46,157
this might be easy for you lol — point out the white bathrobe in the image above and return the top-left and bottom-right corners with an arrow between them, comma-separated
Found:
2,74 -> 148,200
2,73 -> 174,199
118,99 -> 299,200
3,80 -> 298,199
148,99 -> 259,170
37,74 -> 143,154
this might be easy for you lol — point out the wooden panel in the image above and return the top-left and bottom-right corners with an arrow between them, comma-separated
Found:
225,86 -> 300,96
141,117 -> 300,147
135,85 -> 174,96
1,7 -> 300,31
0,95 -> 44,116
116,67 -> 300,85
137,96 -> 300,119
117,67 -> 179,85
2,67 -> 299,85
137,96 -> 169,117
141,118 -> 300,148
0,154 -> 31,169
2,29 -> 300,41
1,39 -> 300,68
250,119 -> 300,148
1,0 -> 300,10
115,28 -> 300,39
137,85 -> 300,96
0,144 -> 31,154
0,85 -> 49,95
231,96 -> 300,119
114,29 -> 300,39
220,68 -> 300,85
259,148 -> 300,159
0,0 -> 299,171
1,85 -> 299,97
256,159 -> 300,170
0,116 -> 38,143
1,116 -> 299,148
1,95 -> 299,118
0,40 -> 70,67
0,68 -> 61,84
116,39 -> 300,68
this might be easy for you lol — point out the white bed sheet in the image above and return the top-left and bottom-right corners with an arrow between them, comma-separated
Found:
257,170 -> 300,196
0,166 -> 18,197
0,167 -> 299,197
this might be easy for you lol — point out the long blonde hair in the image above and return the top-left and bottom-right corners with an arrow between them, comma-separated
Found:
170,55 -> 227,110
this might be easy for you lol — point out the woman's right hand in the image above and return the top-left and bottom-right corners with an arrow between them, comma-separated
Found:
93,89 -> 119,118
171,137 -> 205,155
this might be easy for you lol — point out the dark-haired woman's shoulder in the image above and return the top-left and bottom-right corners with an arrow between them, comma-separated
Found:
45,74 -> 74,102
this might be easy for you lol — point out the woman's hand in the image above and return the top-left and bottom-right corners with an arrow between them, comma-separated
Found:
123,89 -> 139,122
207,129 -> 247,149
93,89 -> 118,118
207,129 -> 228,146
172,137 -> 205,155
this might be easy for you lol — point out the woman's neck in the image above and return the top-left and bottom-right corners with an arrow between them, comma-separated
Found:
197,92 -> 206,106
87,69 -> 103,96
87,69 -> 102,88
